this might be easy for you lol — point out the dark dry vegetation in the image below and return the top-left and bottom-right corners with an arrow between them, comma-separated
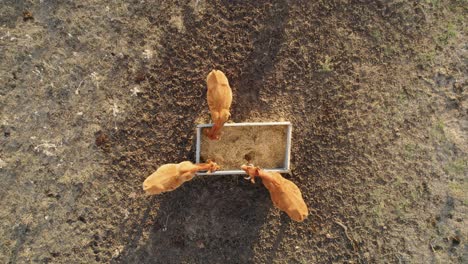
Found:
0,0 -> 466,263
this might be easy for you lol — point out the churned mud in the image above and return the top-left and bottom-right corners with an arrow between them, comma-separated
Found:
200,125 -> 287,170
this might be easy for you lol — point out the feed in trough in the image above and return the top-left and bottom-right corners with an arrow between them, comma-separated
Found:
200,125 -> 287,170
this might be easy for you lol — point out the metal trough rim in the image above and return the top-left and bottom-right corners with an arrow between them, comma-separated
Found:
195,121 -> 292,175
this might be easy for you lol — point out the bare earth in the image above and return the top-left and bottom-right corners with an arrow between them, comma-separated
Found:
0,1 -> 466,263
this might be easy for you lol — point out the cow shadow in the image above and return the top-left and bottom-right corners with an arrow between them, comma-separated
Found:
117,174 -> 274,264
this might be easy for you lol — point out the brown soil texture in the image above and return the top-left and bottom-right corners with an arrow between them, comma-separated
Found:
201,125 -> 287,170
1,1 -> 467,264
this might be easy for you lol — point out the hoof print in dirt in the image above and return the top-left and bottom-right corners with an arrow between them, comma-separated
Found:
95,130 -> 110,150
22,11 -> 34,22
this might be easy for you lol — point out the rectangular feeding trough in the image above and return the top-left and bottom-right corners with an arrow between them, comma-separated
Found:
195,122 -> 292,175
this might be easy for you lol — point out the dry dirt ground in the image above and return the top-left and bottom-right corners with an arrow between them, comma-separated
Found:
0,0 -> 467,263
